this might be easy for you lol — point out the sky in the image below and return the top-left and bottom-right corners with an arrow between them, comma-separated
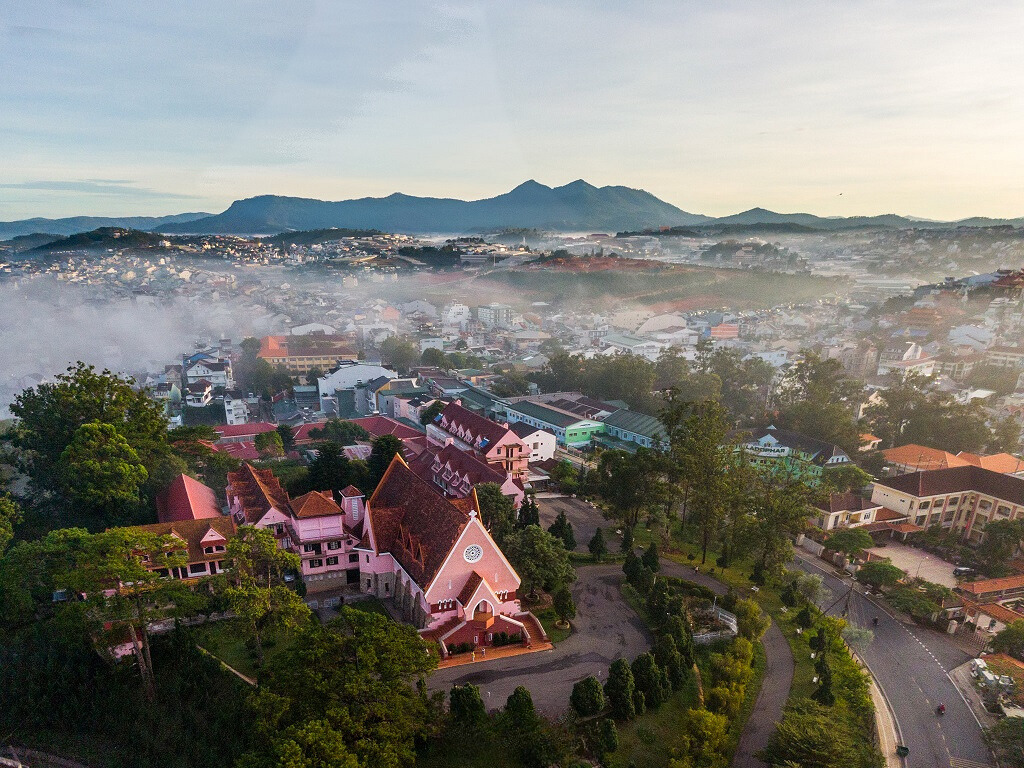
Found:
2,0 -> 1024,221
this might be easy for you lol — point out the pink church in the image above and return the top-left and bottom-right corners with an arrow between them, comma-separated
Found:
360,454 -> 544,654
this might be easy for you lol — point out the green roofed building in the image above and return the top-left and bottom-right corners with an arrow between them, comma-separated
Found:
505,400 -> 605,448
602,408 -> 668,450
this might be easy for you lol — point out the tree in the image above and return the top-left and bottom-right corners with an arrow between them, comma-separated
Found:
0,494 -> 23,553
991,620 -> 1024,661
449,684 -> 486,727
570,676 -> 606,717
812,654 -> 836,706
623,549 -> 644,590
742,465 -> 816,580
225,526 -> 309,665
502,685 -> 538,728
674,708 -> 730,768
254,430 -> 285,459
503,525 -> 575,599
475,483 -> 517,546
988,415 -> 1022,454
419,399 -> 445,426
654,633 -> 688,690
663,396 -> 732,564
588,527 -> 608,561
620,523 -> 634,553
826,528 -> 875,560
553,587 -> 576,625
794,572 -> 825,604
10,362 -> 167,493
518,494 -> 540,528
367,435 -> 403,490
734,598 -> 770,641
57,421 -> 149,528
547,509 -> 576,551
604,658 -> 636,720
308,419 -> 371,446
822,463 -> 873,494
240,609 -> 437,768
759,700 -> 860,768
773,351 -> 865,455
596,448 -> 665,530
642,541 -> 660,572
276,424 -> 296,453
976,519 -> 1024,575
306,442 -> 354,496
985,716 -> 1024,768
587,718 -> 618,759
631,652 -> 667,709
379,336 -> 419,375
855,560 -> 904,590
420,347 -> 447,368
491,373 -> 531,398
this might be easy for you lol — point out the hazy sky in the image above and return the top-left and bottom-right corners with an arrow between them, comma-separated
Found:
3,1 -> 1024,220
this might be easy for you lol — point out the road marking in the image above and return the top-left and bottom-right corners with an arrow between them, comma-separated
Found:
949,758 -> 995,768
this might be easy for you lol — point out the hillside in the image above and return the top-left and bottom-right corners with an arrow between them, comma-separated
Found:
0,212 -> 211,240
31,227 -> 168,253
158,180 -> 711,235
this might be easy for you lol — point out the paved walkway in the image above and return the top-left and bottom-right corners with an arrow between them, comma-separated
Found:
659,560 -> 795,768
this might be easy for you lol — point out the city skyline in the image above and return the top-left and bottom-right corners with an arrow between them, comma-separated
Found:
3,0 -> 1024,220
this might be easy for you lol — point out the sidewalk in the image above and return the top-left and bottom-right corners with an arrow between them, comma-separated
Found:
862,658 -> 904,768
948,661 -> 999,729
435,640 -> 553,670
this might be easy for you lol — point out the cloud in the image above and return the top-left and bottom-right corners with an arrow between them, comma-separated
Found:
0,180 -> 200,200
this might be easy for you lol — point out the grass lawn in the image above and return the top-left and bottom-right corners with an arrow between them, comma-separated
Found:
533,604 -> 572,644
610,673 -> 702,768
191,617 -> 302,680
346,595 -> 391,618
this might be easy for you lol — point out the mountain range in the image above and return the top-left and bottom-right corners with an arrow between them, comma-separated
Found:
2,181 -> 1024,240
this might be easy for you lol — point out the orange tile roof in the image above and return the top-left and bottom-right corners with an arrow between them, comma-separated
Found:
126,516 -> 237,563
958,574 -> 1024,596
291,490 -> 342,519
957,452 -> 1024,474
226,463 -> 292,523
156,474 -> 221,523
966,601 -> 1024,625
882,444 -> 969,472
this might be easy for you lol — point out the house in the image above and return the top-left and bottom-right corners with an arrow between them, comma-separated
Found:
601,408 -> 667,450
871,466 -> 1024,544
361,455 -> 540,653
185,379 -> 213,408
223,389 -> 249,425
126,516 -> 237,580
184,357 -> 233,389
509,422 -> 557,462
813,492 -> 897,531
734,425 -> 851,484
955,574 -> 1024,604
318,361 -> 397,399
505,399 -> 605,448
156,474 -> 222,523
409,444 -> 524,508
426,402 -> 528,479
601,333 -> 665,361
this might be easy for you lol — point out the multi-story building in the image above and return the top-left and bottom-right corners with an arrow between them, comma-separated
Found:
509,422 -> 557,462
258,334 -> 358,375
477,302 -> 513,329
426,402 -> 528,479
504,400 -> 605,448
871,465 -> 1024,544
128,516 -> 237,581
409,444 -> 524,508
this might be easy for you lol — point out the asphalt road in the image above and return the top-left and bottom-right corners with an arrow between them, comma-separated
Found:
792,552 -> 994,768
537,495 -> 604,553
428,563 -> 651,715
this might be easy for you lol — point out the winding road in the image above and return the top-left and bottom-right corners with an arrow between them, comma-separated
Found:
792,551 -> 994,768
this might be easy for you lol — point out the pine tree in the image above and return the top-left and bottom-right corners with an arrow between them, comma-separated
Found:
642,542 -> 660,572
604,659 -> 636,720
588,527 -> 607,561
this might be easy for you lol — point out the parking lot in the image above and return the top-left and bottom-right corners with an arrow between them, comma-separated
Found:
866,541 -> 958,587
536,494 -> 608,553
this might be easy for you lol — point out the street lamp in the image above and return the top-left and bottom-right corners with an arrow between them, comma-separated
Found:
915,555 -> 929,580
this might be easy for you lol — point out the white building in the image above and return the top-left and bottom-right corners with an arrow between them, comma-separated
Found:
509,422 -> 557,462
442,303 -> 472,329
318,361 -> 398,403
478,303 -> 514,329
223,391 -> 249,426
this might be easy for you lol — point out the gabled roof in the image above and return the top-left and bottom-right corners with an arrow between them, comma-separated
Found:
340,485 -> 363,498
957,574 -> 1024,596
350,415 -> 424,440
367,454 -> 471,590
882,444 -> 968,472
737,426 -> 848,465
509,421 -> 555,439
226,463 -> 292,523
957,452 -> 1024,475
291,490 -> 343,519
815,492 -> 875,515
434,401 -> 513,447
156,474 -> 221,523
408,444 -> 506,495
458,571 -> 484,606
602,408 -> 665,440
877,465 -> 1024,506
507,399 -> 590,429
127,516 -> 236,563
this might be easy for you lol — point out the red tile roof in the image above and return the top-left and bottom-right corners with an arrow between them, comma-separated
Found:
815,491 -> 874,515
291,490 -> 342,519
214,441 -> 261,461
126,516 -> 236,563
350,415 -> 424,440
435,402 -> 513,449
957,574 -> 1024,596
876,465 -> 1024,506
226,463 -> 292,523
156,474 -> 221,523
214,422 -> 277,439
340,485 -> 363,498
367,455 -> 471,590
882,444 -> 967,472
408,444 -> 506,496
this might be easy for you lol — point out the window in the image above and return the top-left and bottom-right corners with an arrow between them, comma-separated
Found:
303,544 -> 316,553
948,497 -> 960,505
918,501 -> 931,510
310,559 -> 323,568
326,556 -> 339,566
327,541 -> 342,550
349,553 -> 359,563
203,546 -> 214,554
189,563 -> 207,574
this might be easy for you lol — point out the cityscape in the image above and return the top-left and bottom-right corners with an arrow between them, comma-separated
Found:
2,4 -> 1024,768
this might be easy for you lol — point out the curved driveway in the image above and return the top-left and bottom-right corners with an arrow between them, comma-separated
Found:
792,552 -> 993,768
429,563 -> 651,715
